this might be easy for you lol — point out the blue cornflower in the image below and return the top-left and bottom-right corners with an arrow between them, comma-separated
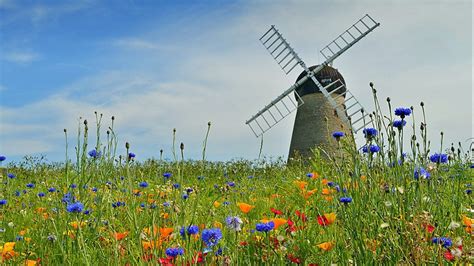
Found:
139,181 -> 148,188
83,209 -> 91,215
223,201 -> 230,206
149,203 -> 157,209
256,221 -> 275,232
7,173 -> 15,179
165,247 -> 184,258
227,181 -> 235,187
432,237 -> 452,248
163,202 -> 170,207
14,191 -> 21,197
186,188 -> 194,193
62,192 -> 75,204
225,216 -> 243,231
362,145 -> 380,153
414,167 -> 430,179
180,225 -> 199,237
48,187 -> 56,193
140,203 -> 146,208
38,192 -> 45,197
392,120 -> 407,129
0,199 -> 7,205
215,248 -> 223,256
332,131 -> 344,140
173,183 -> 180,189
88,149 -> 101,158
182,194 -> 189,200
201,228 -> 222,247
340,197 -> 352,204
327,181 -> 335,187
26,183 -> 35,188
163,172 -> 172,179
362,128 -> 378,139
0,156 -> 5,162
429,153 -> 448,164
128,152 -> 136,159
466,189 -> 472,194
66,201 -> 84,213
394,107 -> 412,118
248,175 -> 254,179
70,184 -> 77,189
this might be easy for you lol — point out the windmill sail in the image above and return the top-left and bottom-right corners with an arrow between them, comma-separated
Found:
246,14 -> 380,137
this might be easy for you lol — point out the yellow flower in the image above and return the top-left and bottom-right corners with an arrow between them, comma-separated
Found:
317,241 -> 334,251
327,212 -> 337,223
214,221 -> 222,228
213,201 -> 221,208
25,259 -> 37,266
1,242 -> 16,259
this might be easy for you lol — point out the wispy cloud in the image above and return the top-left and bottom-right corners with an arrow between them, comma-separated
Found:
2,51 -> 40,64
114,38 -> 175,51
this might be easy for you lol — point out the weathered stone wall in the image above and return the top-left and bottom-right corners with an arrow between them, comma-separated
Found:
288,93 -> 353,161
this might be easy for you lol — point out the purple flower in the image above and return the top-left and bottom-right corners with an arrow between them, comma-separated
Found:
225,216 -> 243,231
128,152 -> 136,159
0,156 -> 6,162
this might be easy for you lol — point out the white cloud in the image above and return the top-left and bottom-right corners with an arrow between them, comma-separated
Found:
0,1 -> 471,161
2,51 -> 39,64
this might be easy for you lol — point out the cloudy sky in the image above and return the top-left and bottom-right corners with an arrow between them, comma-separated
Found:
0,0 -> 472,163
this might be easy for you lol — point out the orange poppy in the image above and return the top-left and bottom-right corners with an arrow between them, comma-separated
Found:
25,259 -> 37,266
321,179 -> 329,185
294,181 -> 308,190
237,202 -> 255,214
159,227 -> 173,240
317,242 -> 334,251
304,189 -> 317,199
213,201 -> 220,208
113,231 -> 129,241
321,188 -> 332,195
271,218 -> 288,229
1,242 -> 16,260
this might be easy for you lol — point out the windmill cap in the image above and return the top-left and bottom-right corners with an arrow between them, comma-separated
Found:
295,65 -> 346,97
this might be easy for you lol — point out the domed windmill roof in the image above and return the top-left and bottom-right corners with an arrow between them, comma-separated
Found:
295,65 -> 346,97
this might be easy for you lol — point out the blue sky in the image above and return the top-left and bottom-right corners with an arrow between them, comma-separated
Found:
0,0 -> 472,163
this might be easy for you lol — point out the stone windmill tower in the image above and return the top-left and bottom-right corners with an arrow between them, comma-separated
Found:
245,14 -> 380,160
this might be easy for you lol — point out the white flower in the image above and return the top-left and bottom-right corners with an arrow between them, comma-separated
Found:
448,221 -> 460,230
7,222 -> 14,228
451,247 -> 462,258
384,201 -> 392,207
380,223 -> 390,229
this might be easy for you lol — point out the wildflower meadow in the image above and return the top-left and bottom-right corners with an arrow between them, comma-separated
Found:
0,87 -> 473,265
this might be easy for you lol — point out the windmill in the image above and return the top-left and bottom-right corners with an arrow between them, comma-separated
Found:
245,14 -> 380,160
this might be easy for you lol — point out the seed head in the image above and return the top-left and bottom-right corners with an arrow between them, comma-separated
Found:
420,102 -> 424,107
180,142 -> 184,150
125,142 -> 130,149
386,97 -> 391,102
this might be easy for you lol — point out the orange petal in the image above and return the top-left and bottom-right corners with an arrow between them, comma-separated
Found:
317,242 -> 334,251
237,202 -> 255,214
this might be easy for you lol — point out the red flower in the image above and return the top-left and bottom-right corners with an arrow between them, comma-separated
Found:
239,241 -> 248,246
443,250 -> 454,261
317,215 -> 329,226
295,210 -> 307,222
271,208 -> 283,216
422,223 -> 435,233
287,254 -> 301,264
159,256 -> 174,266
287,218 -> 297,232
